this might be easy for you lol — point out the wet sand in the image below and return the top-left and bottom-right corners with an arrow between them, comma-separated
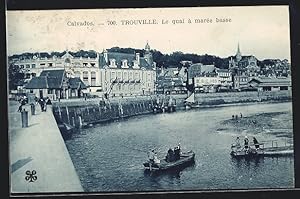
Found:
217,111 -> 293,140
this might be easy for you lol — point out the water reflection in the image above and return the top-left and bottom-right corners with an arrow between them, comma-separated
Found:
231,156 -> 264,168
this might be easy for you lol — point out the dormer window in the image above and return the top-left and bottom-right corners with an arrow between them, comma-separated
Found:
121,60 -> 128,68
109,59 -> 116,67
133,61 -> 139,68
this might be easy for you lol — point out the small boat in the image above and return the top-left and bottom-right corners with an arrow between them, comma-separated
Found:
231,146 -> 264,158
230,136 -> 294,158
143,150 -> 195,171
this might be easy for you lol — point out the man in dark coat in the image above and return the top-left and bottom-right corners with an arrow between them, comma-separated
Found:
253,137 -> 260,149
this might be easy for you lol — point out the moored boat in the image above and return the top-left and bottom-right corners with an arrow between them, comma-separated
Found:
230,136 -> 294,158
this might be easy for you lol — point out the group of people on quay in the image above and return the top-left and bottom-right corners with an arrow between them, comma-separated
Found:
17,95 -> 52,113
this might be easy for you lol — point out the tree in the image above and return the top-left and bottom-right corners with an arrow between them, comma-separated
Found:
8,62 -> 25,91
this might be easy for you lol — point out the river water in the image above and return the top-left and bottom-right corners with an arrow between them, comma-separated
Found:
65,102 -> 294,192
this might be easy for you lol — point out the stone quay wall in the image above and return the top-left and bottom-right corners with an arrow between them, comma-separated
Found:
52,90 -> 292,129
52,98 -> 155,129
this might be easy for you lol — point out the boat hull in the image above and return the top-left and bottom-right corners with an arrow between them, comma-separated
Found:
143,151 -> 195,171
231,147 -> 293,158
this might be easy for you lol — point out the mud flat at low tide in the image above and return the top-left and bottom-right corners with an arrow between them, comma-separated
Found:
217,111 -> 293,141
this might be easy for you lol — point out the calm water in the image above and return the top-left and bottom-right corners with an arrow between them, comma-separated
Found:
65,102 -> 294,192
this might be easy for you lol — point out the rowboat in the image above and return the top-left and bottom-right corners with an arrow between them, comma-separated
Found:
143,150 -> 195,171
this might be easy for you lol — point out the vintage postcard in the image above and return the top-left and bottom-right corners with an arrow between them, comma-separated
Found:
6,5 -> 294,195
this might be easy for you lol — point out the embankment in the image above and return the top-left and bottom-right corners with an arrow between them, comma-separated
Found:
52,90 -> 292,135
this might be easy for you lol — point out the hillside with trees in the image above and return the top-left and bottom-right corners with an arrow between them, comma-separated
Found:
108,47 -> 230,69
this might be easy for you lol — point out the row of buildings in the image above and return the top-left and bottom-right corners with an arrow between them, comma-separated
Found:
9,43 -> 292,100
156,44 -> 291,94
9,42 -> 156,100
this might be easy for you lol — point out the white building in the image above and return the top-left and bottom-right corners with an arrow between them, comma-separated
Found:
10,50 -> 102,92
98,42 -> 156,97
215,68 -> 232,88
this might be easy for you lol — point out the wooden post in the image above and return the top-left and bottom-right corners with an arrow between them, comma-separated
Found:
58,105 -> 62,120
78,116 -> 82,129
66,106 -> 70,124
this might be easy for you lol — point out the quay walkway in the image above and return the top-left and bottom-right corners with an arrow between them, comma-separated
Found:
9,101 -> 83,193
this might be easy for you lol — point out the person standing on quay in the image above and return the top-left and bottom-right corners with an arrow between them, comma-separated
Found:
38,98 -> 44,112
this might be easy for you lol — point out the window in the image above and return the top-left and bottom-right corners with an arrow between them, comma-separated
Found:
83,63 -> 88,67
65,58 -> 71,63
117,72 -> 122,79
91,63 -> 96,67
32,64 -> 36,68
75,71 -> 81,78
129,72 -> 133,80
32,73 -> 36,77
26,64 -> 30,68
147,73 -> 151,81
30,90 -> 33,93
25,73 -> 31,79
40,63 -> 45,66
83,71 -> 89,85
48,89 -> 53,94
74,62 -> 81,67
111,71 -> 116,81
20,65 -> 24,68
91,71 -> 96,86
135,72 -> 139,80
48,63 -> 53,67
124,72 -> 128,81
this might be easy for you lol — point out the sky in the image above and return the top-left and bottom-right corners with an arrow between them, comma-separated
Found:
6,6 -> 290,61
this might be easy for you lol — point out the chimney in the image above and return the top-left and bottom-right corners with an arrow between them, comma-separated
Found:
136,52 -> 140,65
103,49 -> 108,63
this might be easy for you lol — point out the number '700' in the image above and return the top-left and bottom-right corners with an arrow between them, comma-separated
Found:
107,20 -> 117,25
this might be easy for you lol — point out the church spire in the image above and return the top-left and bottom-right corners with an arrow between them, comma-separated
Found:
236,42 -> 242,62
145,40 -> 150,52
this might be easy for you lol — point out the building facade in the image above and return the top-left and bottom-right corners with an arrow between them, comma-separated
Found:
10,50 -> 102,92
248,77 -> 292,91
25,69 -> 87,100
229,44 -> 260,76
98,42 -> 156,97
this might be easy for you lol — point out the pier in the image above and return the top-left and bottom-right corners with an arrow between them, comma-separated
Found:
9,101 -> 83,193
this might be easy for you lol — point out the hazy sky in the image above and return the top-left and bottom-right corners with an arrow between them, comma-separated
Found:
6,6 -> 290,61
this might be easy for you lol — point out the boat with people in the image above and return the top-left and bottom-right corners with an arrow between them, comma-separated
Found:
143,144 -> 195,171
230,136 -> 293,158
230,136 -> 264,158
